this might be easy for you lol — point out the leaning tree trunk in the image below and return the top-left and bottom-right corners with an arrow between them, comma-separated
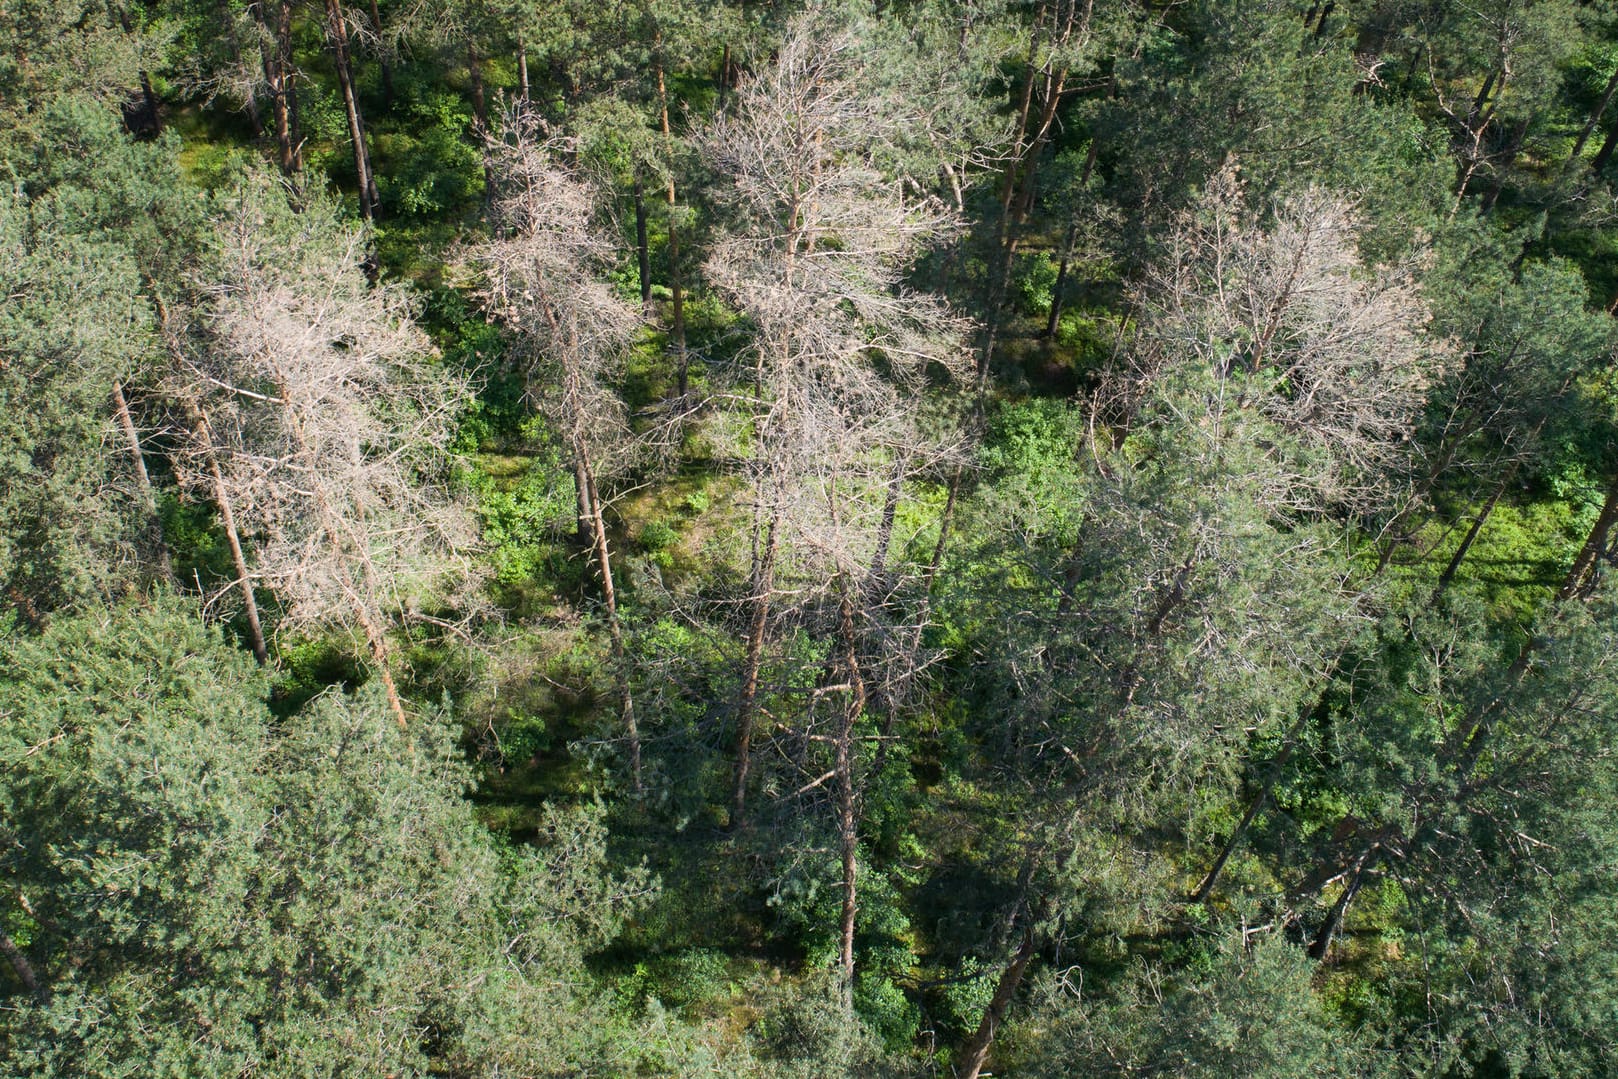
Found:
111,381 -> 173,583
954,924 -> 1038,1079
578,449 -> 641,790
324,0 -> 378,221
179,396 -> 269,665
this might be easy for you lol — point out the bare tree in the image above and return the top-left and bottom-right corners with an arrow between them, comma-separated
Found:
700,10 -> 972,1007
1125,164 -> 1448,521
176,172 -> 477,725
469,113 -> 646,789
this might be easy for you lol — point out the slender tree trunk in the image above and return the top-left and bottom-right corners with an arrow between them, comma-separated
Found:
517,35 -> 530,102
275,386 -> 406,726
248,0 -> 293,168
1435,474 -> 1510,592
633,177 -> 652,313
367,0 -> 393,105
1043,221 -> 1078,339
581,454 -> 640,790
868,455 -> 905,580
111,381 -> 173,583
1559,471 -> 1618,600
1308,845 -> 1377,959
717,43 -> 731,112
1592,119 -> 1618,175
218,0 -> 265,138
181,397 -> 269,665
1191,703 -> 1315,903
325,0 -> 378,221
258,0 -> 302,174
658,64 -> 689,396
954,924 -> 1037,1079
835,586 -> 867,1011
731,503 -> 780,829
1480,116 -> 1530,214
1569,64 -> 1618,165
0,927 -> 42,1000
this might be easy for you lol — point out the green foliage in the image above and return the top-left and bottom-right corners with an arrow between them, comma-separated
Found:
0,598 -> 659,1076
375,80 -> 485,217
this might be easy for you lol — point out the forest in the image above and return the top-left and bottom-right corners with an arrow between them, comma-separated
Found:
5,0 -> 1618,1074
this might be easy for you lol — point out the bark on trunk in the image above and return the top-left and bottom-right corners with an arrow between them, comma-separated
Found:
182,397 -> 269,665
835,587 -> 868,1011
256,0 -> 302,174
634,177 -> 652,313
1570,64 -> 1618,165
367,0 -> 393,104
0,927 -> 42,1000
731,504 -> 780,829
1559,472 -> 1618,600
325,0 -> 378,221
954,924 -> 1038,1079
581,455 -> 640,790
658,65 -> 689,397
111,381 -> 173,583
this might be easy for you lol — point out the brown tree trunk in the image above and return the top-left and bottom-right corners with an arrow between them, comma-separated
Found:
954,924 -> 1037,1079
181,397 -> 269,665
581,454 -> 640,790
1435,473 -> 1510,592
1043,221 -> 1078,339
1308,845 -> 1377,959
634,177 -> 652,313
325,0 -> 378,220
111,381 -> 173,583
256,0 -> 302,174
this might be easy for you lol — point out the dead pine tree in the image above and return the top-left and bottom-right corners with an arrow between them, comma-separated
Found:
185,171 -> 478,726
470,113 -> 645,790
699,9 -> 972,1002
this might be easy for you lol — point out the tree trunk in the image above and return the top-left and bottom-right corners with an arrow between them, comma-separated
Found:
1569,64 -> 1618,165
835,587 -> 868,1011
1559,471 -> 1618,600
274,385 -> 406,726
0,927 -> 42,1000
954,924 -> 1037,1079
1043,221 -> 1078,340
111,381 -> 173,583
517,35 -> 530,102
1479,116 -> 1530,214
1191,702 -> 1314,903
1308,845 -> 1377,960
219,0 -> 264,138
253,0 -> 302,174
181,397 -> 269,665
367,0 -> 393,104
658,64 -> 689,397
1435,473 -> 1510,592
581,454 -> 640,790
717,43 -> 731,112
731,503 -> 780,829
634,177 -> 652,313
1592,119 -> 1618,175
325,0 -> 378,221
